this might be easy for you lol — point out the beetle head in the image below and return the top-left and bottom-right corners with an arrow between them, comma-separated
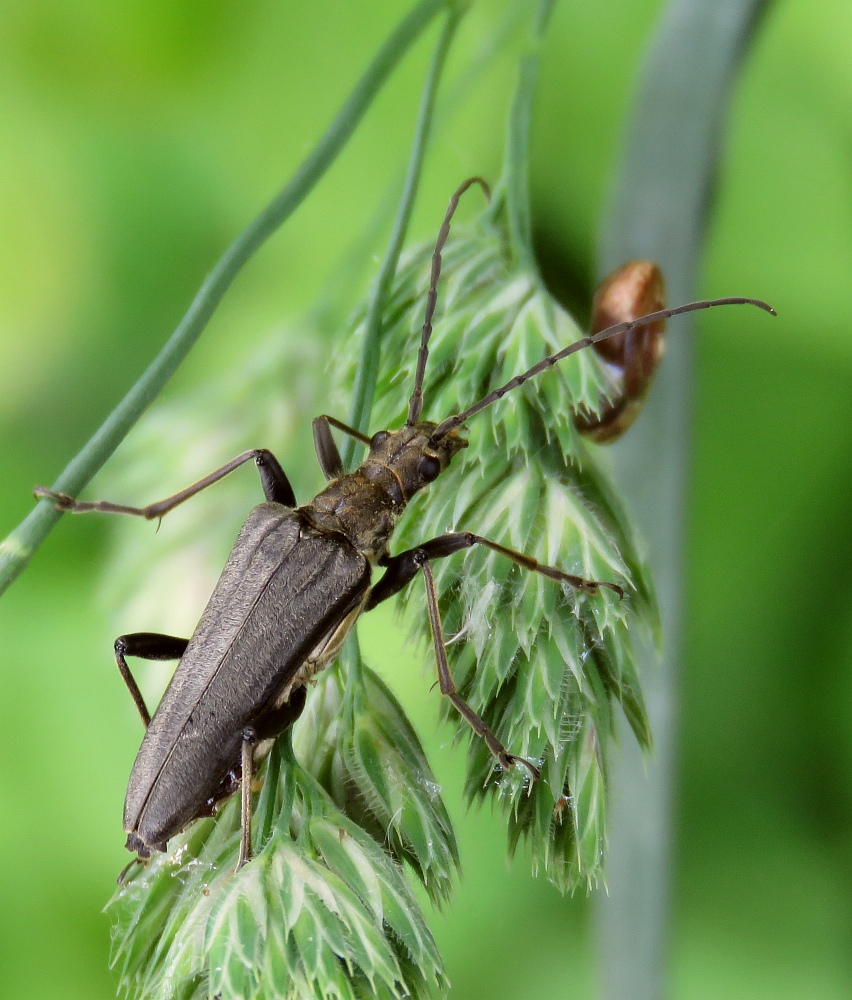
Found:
367,423 -> 467,501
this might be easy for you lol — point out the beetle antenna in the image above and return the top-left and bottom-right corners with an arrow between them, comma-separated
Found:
406,176 -> 490,426
430,296 -> 777,440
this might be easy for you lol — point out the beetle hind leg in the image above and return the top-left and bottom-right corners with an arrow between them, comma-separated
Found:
365,531 -> 620,780
114,632 -> 189,728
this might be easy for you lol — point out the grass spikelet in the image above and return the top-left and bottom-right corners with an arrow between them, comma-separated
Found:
108,737 -> 447,1000
340,208 -> 657,891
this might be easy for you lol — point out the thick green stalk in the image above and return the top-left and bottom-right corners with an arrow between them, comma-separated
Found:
342,6 -> 465,468
594,2 -> 772,998
0,0 -> 448,598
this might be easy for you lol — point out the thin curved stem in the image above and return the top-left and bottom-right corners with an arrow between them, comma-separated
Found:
0,0 -> 448,598
342,4 -> 465,469
503,0 -> 556,272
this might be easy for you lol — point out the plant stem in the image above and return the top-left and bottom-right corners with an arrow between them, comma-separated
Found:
342,5 -> 465,468
337,4 -> 464,716
503,0 -> 556,272
594,2 -> 772,998
0,0 -> 449,599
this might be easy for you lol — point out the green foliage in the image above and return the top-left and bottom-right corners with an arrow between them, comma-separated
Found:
593,3 -> 775,998
0,0 -> 449,597
341,211 -> 655,891
83,0 -> 656,989
109,710 -> 450,1000
294,663 -> 459,906
1,0 -> 850,997
105,208 -> 657,997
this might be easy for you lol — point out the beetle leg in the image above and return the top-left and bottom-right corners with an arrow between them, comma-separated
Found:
366,532 -> 622,610
254,685 -> 308,740
254,451 -> 298,506
312,415 -> 371,480
365,549 -> 421,609
236,728 -> 258,871
445,532 -> 624,597
34,448 -> 296,518
416,552 -> 540,781
114,633 -> 189,728
312,417 -> 345,480
116,856 -> 144,885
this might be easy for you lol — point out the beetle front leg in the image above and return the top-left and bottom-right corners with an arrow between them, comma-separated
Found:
114,632 -> 189,728
312,415 -> 371,480
236,727 -> 258,872
416,552 -> 540,781
34,448 -> 297,519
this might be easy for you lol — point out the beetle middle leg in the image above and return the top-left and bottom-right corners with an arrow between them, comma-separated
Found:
364,532 -> 624,778
414,552 -> 540,780
34,448 -> 297,518
114,632 -> 189,728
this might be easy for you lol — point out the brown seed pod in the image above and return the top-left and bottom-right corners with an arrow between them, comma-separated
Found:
574,260 -> 666,443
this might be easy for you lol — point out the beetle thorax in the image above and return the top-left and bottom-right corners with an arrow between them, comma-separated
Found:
303,423 -> 467,564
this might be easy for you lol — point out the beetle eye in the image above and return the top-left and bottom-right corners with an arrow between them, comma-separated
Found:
418,455 -> 441,482
370,431 -> 389,449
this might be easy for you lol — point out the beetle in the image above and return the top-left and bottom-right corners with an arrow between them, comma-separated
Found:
35,178 -> 774,871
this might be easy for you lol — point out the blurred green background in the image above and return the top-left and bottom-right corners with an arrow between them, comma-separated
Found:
1,1 -> 850,998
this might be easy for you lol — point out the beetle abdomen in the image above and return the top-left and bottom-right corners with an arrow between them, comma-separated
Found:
124,503 -> 369,852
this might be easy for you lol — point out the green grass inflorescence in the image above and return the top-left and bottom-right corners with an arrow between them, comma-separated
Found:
106,209 -> 657,998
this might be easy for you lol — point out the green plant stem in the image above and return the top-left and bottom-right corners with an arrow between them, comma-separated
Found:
307,1 -> 528,343
593,2 -> 772,998
342,6 -> 465,469
0,0 -> 449,599
503,0 -> 556,272
337,5 -> 464,715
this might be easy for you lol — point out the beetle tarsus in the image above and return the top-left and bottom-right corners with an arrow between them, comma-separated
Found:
502,753 -> 541,782
574,578 -> 625,599
116,856 -> 145,885
33,486 -> 75,510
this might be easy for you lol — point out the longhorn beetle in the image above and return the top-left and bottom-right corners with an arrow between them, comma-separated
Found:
35,177 -> 775,872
